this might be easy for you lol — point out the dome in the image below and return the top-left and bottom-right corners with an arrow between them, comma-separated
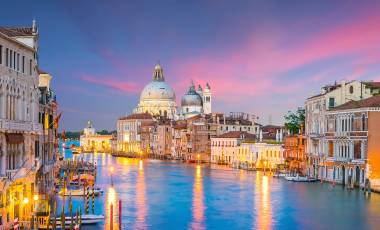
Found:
140,81 -> 176,101
181,83 -> 203,107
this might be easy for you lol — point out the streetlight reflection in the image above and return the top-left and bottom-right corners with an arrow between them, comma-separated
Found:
191,165 -> 205,229
135,160 -> 147,229
254,172 -> 273,230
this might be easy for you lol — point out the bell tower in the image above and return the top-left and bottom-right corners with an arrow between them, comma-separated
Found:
203,83 -> 212,114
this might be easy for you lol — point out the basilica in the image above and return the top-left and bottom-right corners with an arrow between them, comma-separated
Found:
133,64 -> 212,119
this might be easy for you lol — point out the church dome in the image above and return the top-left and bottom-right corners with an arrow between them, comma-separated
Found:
140,81 -> 176,101
139,64 -> 176,101
181,82 -> 203,107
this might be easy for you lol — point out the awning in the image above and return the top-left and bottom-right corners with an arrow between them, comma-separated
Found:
5,133 -> 24,144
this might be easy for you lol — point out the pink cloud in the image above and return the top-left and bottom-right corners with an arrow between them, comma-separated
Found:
169,4 -> 380,106
81,75 -> 141,93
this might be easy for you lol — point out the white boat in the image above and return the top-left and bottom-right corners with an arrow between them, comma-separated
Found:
58,188 -> 103,196
273,173 -> 287,178
39,214 -> 104,229
285,175 -> 318,182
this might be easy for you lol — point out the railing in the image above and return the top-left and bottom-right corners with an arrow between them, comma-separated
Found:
0,119 -> 42,133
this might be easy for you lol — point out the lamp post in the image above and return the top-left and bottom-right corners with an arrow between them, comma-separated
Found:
110,166 -> 114,187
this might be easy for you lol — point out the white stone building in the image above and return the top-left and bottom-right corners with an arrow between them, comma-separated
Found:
0,21 -> 53,226
305,80 -> 380,178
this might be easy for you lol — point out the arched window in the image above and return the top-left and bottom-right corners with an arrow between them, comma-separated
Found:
362,114 -> 366,131
349,85 -> 354,94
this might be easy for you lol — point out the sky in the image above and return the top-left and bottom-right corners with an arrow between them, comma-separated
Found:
2,0 -> 380,131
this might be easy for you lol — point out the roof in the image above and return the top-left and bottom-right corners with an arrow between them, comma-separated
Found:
330,95 -> 380,111
216,131 -> 256,139
0,27 -> 34,37
119,113 -> 153,120
363,81 -> 380,88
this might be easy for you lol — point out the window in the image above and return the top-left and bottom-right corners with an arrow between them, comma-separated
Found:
349,85 -> 354,94
0,45 -> 2,64
10,50 -> 12,68
205,96 -> 210,102
5,48 -> 8,66
22,56 -> 25,73
328,97 -> 335,108
17,53 -> 19,71
29,59 -> 32,75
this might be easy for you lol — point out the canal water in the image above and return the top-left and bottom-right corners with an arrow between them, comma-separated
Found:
59,141 -> 380,230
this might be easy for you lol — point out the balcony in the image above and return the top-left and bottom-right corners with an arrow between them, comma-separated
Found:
0,119 -> 43,134
6,168 -> 28,180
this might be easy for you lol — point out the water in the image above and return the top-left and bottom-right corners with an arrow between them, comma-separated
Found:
58,141 -> 380,230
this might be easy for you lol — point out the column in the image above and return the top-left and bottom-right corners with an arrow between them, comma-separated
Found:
350,142 -> 354,159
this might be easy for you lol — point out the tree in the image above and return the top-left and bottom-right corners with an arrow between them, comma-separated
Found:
284,107 -> 305,134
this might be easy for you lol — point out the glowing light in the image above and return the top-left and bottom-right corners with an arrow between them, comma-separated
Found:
139,160 -> 144,171
33,195 -> 38,201
197,154 -> 200,159
110,166 -> 114,173
23,197 -> 29,204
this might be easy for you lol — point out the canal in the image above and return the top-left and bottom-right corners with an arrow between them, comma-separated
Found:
59,144 -> 380,230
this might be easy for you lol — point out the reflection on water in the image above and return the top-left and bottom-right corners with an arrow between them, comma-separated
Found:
255,172 -> 273,230
191,165 -> 205,229
59,142 -> 380,230
135,159 -> 147,229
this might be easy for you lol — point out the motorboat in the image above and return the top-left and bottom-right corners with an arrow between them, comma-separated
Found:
285,175 -> 318,182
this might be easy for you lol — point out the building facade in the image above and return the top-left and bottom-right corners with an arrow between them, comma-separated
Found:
320,95 -> 380,187
80,121 -> 113,153
0,22 -> 59,228
305,80 -> 380,179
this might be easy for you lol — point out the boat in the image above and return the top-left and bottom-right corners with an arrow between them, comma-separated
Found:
273,173 -> 287,178
285,175 -> 318,182
38,214 -> 104,229
58,188 -> 104,196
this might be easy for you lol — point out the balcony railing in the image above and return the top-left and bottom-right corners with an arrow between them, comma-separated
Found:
0,119 -> 43,133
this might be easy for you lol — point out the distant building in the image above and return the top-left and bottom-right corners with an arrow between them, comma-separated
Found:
214,112 -> 261,136
116,113 -> 154,155
179,81 -> 212,119
211,131 -> 256,165
283,124 -> 306,174
80,121 -> 112,152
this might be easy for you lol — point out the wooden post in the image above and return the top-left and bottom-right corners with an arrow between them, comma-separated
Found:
110,203 -> 113,230
118,200 -> 122,227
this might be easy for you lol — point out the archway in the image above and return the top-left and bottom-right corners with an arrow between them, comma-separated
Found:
355,166 -> 360,186
342,166 -> 346,185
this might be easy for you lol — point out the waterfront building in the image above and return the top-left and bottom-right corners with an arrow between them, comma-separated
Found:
80,121 -> 113,152
179,82 -> 212,119
151,118 -> 172,158
134,64 -> 176,119
171,120 -> 188,160
116,113 -> 154,155
0,21 -> 59,228
36,69 -> 59,198
305,80 -> 380,179
283,124 -> 306,174
211,131 -> 255,165
215,112 -> 261,136
320,95 -> 380,187
261,125 -> 286,142
184,114 -> 217,162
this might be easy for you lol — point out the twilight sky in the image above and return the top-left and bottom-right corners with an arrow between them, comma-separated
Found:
3,0 -> 380,131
